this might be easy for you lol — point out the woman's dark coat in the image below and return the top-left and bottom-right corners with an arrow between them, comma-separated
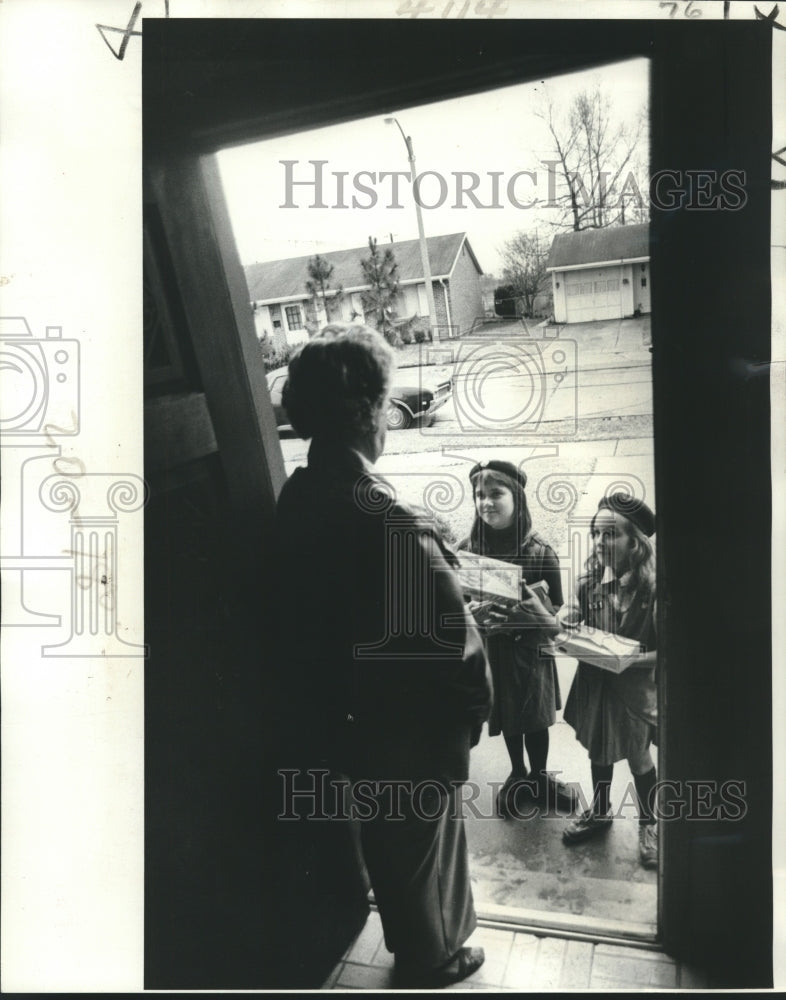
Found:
274,439 -> 493,785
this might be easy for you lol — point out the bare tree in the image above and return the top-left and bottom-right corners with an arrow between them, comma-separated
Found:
538,85 -> 647,231
618,130 -> 650,225
498,229 -> 550,317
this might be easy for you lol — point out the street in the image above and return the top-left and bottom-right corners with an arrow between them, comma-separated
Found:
278,339 -> 654,555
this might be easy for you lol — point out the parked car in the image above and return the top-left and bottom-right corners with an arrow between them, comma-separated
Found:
265,366 -> 453,432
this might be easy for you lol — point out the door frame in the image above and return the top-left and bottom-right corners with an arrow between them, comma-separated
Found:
144,17 -> 773,986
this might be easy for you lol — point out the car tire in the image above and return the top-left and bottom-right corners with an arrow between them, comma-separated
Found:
386,403 -> 412,430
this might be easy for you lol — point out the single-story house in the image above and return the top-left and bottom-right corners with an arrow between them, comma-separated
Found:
243,232 -> 484,349
546,223 -> 650,324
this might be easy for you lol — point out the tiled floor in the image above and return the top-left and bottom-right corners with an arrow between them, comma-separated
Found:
322,909 -> 708,990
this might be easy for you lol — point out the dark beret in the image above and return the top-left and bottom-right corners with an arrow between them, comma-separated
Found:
469,459 -> 527,491
597,493 -> 656,537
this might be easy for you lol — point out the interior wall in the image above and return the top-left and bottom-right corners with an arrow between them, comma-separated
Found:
143,155 -> 368,988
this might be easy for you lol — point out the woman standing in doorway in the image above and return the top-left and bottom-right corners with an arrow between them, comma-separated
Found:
274,324 -> 493,988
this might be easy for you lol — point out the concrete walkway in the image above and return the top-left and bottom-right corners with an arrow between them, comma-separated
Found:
370,435 -> 655,551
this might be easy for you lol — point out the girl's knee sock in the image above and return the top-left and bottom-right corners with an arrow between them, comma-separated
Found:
524,729 -> 549,780
591,762 -> 614,815
633,766 -> 657,825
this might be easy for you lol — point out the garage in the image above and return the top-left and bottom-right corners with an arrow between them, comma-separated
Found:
548,223 -> 650,325
563,265 -> 623,322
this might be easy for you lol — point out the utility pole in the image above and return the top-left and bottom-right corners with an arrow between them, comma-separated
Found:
385,116 -> 440,343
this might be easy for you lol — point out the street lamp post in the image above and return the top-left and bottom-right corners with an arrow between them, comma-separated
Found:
385,116 -> 440,343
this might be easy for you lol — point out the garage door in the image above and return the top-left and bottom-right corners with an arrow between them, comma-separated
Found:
564,268 -> 622,322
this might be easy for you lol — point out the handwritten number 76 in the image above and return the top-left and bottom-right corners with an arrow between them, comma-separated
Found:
659,1 -> 702,16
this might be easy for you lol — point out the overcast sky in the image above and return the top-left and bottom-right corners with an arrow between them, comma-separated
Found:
217,57 -> 648,277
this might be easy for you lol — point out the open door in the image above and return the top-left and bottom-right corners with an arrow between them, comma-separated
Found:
143,17 -> 773,989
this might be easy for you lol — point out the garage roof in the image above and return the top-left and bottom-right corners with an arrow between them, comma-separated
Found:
546,223 -> 649,271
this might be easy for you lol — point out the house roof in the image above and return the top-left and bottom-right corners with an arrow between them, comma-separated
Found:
546,223 -> 649,271
244,232 -> 482,304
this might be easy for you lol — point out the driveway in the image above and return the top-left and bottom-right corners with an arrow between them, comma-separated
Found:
448,315 -> 651,356
552,315 -> 651,355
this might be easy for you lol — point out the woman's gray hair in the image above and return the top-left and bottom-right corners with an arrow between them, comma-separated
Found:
282,323 -> 396,441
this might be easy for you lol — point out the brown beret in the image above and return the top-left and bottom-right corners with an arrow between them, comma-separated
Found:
597,492 -> 656,537
469,459 -> 527,491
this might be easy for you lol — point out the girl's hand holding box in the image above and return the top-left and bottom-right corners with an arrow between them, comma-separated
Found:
485,582 -> 560,637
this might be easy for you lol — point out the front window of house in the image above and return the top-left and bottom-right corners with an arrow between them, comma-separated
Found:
285,305 -> 304,331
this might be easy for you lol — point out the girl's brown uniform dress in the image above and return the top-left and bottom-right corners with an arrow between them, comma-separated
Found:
459,531 -> 564,737
563,572 -> 657,764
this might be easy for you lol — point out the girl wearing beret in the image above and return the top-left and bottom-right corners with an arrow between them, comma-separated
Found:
459,460 -> 577,816
561,494 -> 658,869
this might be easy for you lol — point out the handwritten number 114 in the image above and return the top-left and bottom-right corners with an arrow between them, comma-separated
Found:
397,1 -> 509,16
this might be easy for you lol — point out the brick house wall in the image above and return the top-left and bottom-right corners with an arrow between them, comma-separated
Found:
267,304 -> 288,352
446,241 -> 483,336
433,280 -> 449,334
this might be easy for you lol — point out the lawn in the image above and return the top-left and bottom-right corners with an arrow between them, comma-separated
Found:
393,318 -> 531,369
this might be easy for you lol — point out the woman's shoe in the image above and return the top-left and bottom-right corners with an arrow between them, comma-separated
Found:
638,822 -> 658,869
562,808 -> 613,844
394,946 -> 485,988
533,774 -> 580,811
